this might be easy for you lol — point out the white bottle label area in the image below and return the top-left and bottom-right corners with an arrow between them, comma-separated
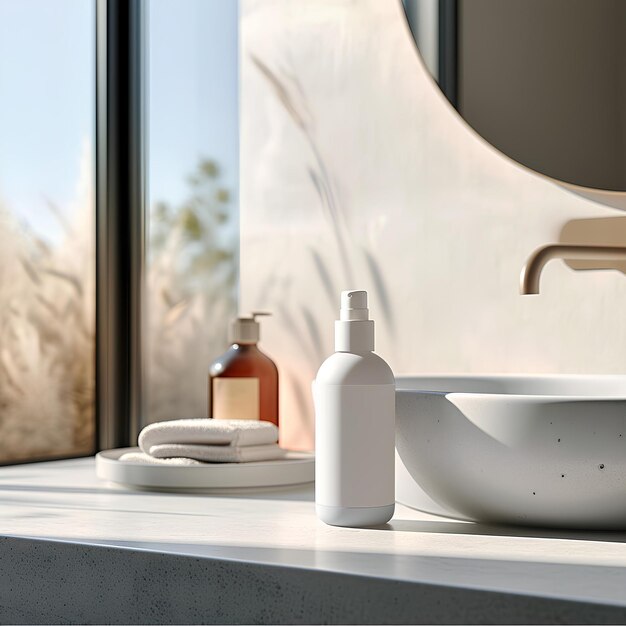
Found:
212,378 -> 260,420
315,383 -> 395,508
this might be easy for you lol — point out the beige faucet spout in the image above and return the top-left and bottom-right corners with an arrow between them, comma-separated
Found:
520,244 -> 626,295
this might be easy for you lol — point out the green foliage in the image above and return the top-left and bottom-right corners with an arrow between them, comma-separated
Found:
146,157 -> 237,421
149,157 -> 237,303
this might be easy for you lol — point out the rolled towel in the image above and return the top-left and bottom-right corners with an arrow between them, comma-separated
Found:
148,443 -> 285,463
139,418 -> 278,454
119,449 -> 286,465
119,452 -> 204,465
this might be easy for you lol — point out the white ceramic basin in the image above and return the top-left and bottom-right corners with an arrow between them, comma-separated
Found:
395,375 -> 626,529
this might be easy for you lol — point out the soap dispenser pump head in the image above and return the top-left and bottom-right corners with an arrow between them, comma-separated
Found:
230,311 -> 271,345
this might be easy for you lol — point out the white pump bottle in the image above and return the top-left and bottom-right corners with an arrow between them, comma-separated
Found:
313,290 -> 395,527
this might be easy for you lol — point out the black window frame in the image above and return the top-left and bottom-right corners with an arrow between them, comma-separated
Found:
96,0 -> 146,451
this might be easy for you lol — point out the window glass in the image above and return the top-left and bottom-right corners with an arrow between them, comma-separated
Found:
146,0 -> 239,423
0,0 -> 95,461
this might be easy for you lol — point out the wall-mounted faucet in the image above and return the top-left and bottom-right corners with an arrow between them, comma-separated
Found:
520,244 -> 626,294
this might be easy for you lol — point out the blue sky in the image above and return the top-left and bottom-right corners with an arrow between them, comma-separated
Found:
0,0 -> 239,243
149,0 -> 239,223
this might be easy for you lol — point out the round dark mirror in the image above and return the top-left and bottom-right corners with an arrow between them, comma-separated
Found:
402,0 -> 626,192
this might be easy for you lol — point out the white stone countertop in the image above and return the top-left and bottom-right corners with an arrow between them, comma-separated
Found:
1,457 -> 626,623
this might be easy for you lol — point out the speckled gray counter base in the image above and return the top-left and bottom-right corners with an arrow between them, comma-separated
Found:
0,536 -> 624,625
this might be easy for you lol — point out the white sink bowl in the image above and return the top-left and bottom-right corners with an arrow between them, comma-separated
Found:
395,375 -> 626,529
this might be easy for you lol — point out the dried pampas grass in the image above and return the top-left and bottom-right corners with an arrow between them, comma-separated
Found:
0,152 -> 95,462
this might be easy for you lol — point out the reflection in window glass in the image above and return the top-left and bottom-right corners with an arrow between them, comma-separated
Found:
0,0 -> 95,461
146,0 -> 239,423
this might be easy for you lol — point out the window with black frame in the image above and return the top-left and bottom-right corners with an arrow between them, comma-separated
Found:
0,0 -> 238,462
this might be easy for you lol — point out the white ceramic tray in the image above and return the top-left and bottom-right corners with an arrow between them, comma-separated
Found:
96,447 -> 315,491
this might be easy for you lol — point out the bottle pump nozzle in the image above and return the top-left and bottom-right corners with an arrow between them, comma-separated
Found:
340,290 -> 369,321
335,290 -> 375,352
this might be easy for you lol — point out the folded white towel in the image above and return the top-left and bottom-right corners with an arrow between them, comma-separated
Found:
148,443 -> 286,463
138,418 -> 278,454
131,418 -> 284,464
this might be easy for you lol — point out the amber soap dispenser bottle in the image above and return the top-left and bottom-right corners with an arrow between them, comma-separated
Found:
208,313 -> 279,426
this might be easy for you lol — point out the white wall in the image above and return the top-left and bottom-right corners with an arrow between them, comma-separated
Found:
240,0 -> 626,450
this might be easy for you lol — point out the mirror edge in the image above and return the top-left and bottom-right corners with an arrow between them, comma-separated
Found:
397,0 -> 626,209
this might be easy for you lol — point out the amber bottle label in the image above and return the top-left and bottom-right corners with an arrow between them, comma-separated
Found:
212,378 -> 260,420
